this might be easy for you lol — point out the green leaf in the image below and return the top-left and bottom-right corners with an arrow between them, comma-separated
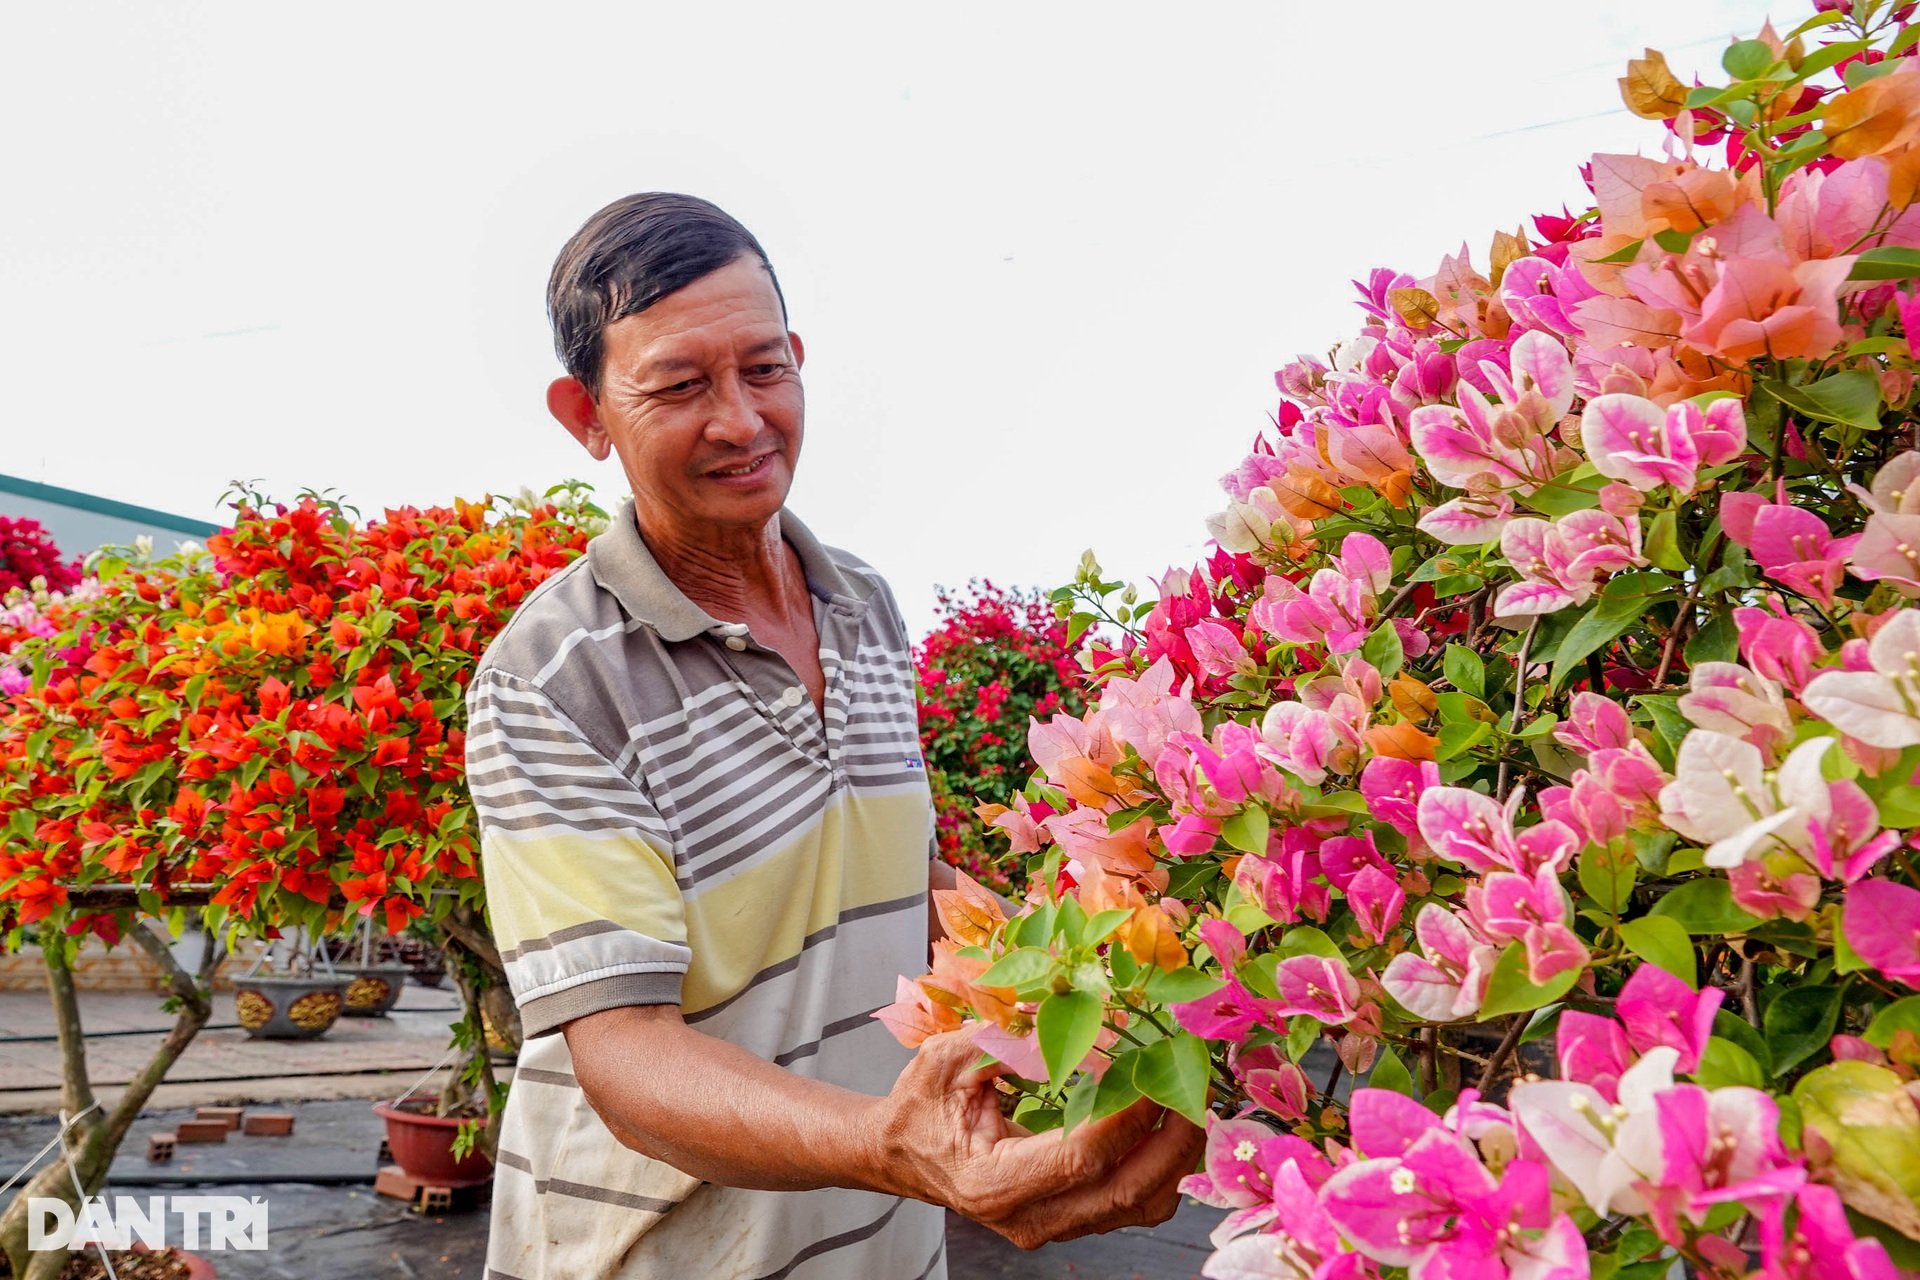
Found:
1692,1036 -> 1765,1089
1089,1050 -> 1145,1122
1644,510 -> 1687,571
1037,990 -> 1104,1085
1849,246 -> 1920,281
1684,611 -> 1739,667
1478,942 -> 1582,1019
1523,463 -> 1606,519
1763,372 -> 1883,433
1649,880 -> 1763,934
1619,916 -> 1697,988
1876,783 -> 1920,829
1866,996 -> 1920,1049
1436,721 -> 1490,761
1222,806 -> 1270,855
1285,1015 -> 1318,1062
1131,1032 -> 1212,1126
1367,1048 -> 1416,1097
1275,926 -> 1344,960
1635,694 -> 1691,769
1360,621 -> 1405,682
1794,37 -> 1872,79
978,947 -> 1055,989
1085,909 -> 1131,947
1578,844 -> 1637,918
1550,596 -> 1647,690
1722,40 -> 1774,79
1764,986 -> 1843,1077
1713,1009 -> 1772,1074
1143,967 -> 1226,1005
1594,238 -> 1646,265
1443,644 -> 1485,699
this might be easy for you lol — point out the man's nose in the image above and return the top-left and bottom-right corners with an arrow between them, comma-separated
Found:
704,373 -> 762,444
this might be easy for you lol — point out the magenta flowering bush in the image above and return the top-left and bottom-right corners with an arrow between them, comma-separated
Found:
0,517 -> 80,597
882,6 -> 1920,1277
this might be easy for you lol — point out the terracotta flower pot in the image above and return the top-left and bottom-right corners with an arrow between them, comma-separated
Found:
372,1098 -> 494,1186
334,963 -> 412,1017
129,1242 -> 217,1278
232,976 -> 347,1039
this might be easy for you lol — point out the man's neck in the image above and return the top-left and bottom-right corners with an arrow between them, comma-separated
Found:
634,506 -> 808,625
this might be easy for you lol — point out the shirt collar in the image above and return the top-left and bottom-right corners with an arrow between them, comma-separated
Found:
587,497 -> 871,642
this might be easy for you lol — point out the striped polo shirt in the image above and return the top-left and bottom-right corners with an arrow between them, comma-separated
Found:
468,497 -> 945,1280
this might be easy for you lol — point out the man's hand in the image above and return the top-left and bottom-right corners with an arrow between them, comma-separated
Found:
870,1029 -> 1205,1250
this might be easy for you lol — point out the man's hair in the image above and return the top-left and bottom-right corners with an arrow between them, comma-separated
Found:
547,192 -> 787,398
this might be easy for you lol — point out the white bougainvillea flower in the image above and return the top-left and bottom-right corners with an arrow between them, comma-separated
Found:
1675,661 -> 1794,756
1656,732 -> 1833,867
1509,1046 -> 1677,1217
1801,608 -> 1920,748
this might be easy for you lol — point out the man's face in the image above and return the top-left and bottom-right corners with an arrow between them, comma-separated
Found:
563,255 -> 804,538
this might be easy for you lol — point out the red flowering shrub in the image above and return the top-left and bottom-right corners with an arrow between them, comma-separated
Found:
0,486 -> 601,944
915,581 -> 1085,893
0,517 -> 80,596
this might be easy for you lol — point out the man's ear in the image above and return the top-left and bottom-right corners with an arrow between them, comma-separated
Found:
789,331 -> 805,370
548,376 -> 611,460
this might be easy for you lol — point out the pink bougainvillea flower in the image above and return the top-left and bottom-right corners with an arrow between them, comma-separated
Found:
1494,508 -> 1646,616
1359,757 -> 1438,846
1269,955 -> 1361,1025
1097,655 -> 1204,772
1802,608 -> 1920,748
1346,865 -> 1405,946
1256,701 -> 1361,788
1465,868 -> 1589,985
1757,1182 -> 1901,1280
1645,1084 -> 1806,1242
1187,618 -> 1258,679
1682,255 -> 1853,363
1721,490 -> 1859,607
1417,785 -> 1581,877
1842,878 -> 1920,987
1554,691 -> 1635,754
1675,660 -> 1793,756
1557,1010 -> 1633,1101
1733,602 -> 1824,693
1657,732 -> 1833,868
1319,830 -> 1392,891
872,974 -> 962,1046
1848,510 -> 1920,597
1320,1099 -> 1581,1280
1230,1045 -> 1313,1125
1615,962 -> 1722,1075
1381,904 -> 1499,1021
1252,570 -> 1372,655
1580,392 -> 1745,494
1805,779 -> 1898,884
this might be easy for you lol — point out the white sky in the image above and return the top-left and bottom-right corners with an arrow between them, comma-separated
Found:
1,0 -> 1783,635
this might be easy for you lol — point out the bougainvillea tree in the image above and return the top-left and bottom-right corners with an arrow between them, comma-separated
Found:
0,517 -> 81,597
916,580 -> 1086,893
884,6 -> 1920,1275
0,485 -> 597,1277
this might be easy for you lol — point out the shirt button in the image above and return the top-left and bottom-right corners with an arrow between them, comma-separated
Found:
780,686 -> 805,708
724,635 -> 749,651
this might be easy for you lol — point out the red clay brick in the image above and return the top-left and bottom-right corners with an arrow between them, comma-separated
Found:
175,1119 -> 228,1144
242,1112 -> 294,1137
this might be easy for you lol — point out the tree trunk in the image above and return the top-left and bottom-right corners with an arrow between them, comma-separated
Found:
0,921 -> 224,1278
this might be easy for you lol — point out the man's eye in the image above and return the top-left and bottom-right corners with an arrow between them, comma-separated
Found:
657,379 -> 700,395
747,364 -> 787,379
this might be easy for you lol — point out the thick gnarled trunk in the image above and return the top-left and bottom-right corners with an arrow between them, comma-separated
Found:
0,923 -> 224,1278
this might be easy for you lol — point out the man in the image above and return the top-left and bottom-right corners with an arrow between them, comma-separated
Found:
469,193 -> 1201,1279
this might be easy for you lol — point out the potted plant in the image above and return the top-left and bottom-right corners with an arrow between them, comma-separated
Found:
231,926 -> 347,1040
0,484 -> 604,1272
323,917 -> 412,1017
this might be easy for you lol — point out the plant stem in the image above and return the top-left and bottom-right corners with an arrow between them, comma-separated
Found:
1497,618 -> 1540,801
1475,1016 -> 1528,1094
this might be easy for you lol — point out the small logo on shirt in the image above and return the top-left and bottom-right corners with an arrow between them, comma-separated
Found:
903,757 -> 925,769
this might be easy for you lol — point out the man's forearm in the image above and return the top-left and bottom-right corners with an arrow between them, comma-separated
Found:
564,1004 -> 897,1196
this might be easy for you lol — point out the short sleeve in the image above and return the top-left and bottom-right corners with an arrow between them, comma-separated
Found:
467,669 -> 690,1038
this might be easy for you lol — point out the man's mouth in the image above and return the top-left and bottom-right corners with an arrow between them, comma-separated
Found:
710,453 -> 773,478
